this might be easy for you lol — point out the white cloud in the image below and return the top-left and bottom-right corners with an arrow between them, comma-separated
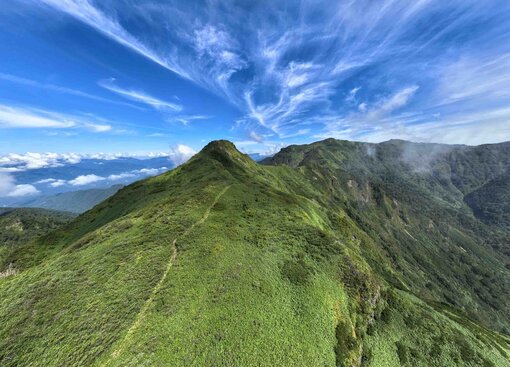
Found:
0,167 -> 24,173
98,78 -> 182,111
35,0 -> 333,135
375,86 -> 419,114
0,104 -> 114,133
0,152 -> 82,171
0,173 -> 16,196
7,184 -> 40,197
279,129 -> 311,139
192,24 -> 247,88
0,105 -> 75,128
138,167 -> 168,175
50,180 -> 66,187
29,166 -> 170,188
233,140 -> 287,156
194,25 -> 234,55
107,172 -> 136,181
0,151 -> 176,172
142,152 -> 171,158
36,178 -> 57,184
169,145 -> 196,166
285,62 -> 316,88
68,174 -> 105,186
84,123 -> 112,132
171,115 -> 210,125
36,178 -> 67,187
107,166 -> 168,181
312,85 -> 420,141
346,87 -> 361,102
0,173 -> 39,197
249,131 -> 264,143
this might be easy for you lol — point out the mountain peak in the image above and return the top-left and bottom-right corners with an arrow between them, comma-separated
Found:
195,140 -> 254,169
201,140 -> 238,153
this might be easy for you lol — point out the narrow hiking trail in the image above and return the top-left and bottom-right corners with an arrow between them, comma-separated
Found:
102,185 -> 232,365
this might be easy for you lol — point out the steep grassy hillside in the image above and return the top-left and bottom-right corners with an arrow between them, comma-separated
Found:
264,139 -> 510,333
0,140 -> 508,366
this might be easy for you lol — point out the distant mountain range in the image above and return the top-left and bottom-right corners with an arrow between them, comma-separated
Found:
0,156 -> 173,207
0,139 -> 509,366
248,152 -> 272,162
2,153 -> 271,213
19,185 -> 123,214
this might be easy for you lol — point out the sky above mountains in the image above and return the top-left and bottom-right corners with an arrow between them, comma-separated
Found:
1,0 -> 510,156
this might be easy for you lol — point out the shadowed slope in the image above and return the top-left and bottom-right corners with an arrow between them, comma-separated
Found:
264,138 -> 510,334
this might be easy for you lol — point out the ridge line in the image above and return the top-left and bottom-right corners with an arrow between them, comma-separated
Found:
102,184 -> 232,365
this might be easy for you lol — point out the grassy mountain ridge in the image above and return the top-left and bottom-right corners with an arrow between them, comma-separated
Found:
0,140 -> 508,366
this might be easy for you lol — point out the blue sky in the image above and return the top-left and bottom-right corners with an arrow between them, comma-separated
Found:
1,0 -> 510,156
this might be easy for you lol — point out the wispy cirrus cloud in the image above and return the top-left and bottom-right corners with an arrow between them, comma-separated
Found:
38,0 -> 510,145
169,115 -> 210,126
0,104 -> 75,129
98,78 -> 182,111
85,123 -> 112,132
366,86 -> 420,120
38,0 -> 190,79
437,52 -> 510,105
0,73 -> 144,110
0,104 -> 112,132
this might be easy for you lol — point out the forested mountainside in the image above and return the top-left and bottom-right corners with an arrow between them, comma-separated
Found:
0,207 -> 74,248
0,207 -> 75,277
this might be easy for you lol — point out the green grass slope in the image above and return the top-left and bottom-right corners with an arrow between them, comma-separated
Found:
0,140 -> 508,366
